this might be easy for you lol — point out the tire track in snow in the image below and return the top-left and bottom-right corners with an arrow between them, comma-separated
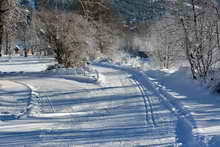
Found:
41,95 -> 55,113
146,78 -> 207,146
0,81 -> 48,146
24,82 -> 70,143
12,82 -> 60,144
3,64 -> 176,146
113,69 -> 175,145
25,83 -> 55,114
128,67 -> 205,146
26,82 -> 77,145
92,63 -> 177,145
128,78 -> 157,127
128,77 -> 176,146
31,79 -> 83,144
9,80 -> 32,119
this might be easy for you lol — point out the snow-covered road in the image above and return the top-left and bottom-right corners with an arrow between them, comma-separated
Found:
0,60 -> 177,146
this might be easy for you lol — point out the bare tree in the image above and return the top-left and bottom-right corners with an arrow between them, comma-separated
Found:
169,0 -> 220,80
1,0 -> 31,56
149,14 -> 183,69
35,0 -> 124,67
36,9 -> 97,67
0,0 -> 10,56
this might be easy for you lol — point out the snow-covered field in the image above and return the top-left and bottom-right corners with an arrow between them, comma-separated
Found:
0,56 -> 219,146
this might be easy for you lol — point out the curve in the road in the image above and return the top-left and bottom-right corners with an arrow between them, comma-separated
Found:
0,64 -> 177,147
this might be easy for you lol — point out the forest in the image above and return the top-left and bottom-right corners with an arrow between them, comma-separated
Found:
1,0 -> 220,92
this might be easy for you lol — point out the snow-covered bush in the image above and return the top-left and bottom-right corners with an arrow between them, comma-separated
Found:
36,11 -> 96,67
148,14 -> 183,69
109,50 -> 153,70
46,64 -> 65,71
44,64 -> 99,83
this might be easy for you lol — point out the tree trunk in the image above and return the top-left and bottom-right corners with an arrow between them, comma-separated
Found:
24,49 -> 28,57
0,7 -> 3,57
0,0 -> 8,57
216,20 -> 220,50
180,18 -> 197,79
5,29 -> 9,55
191,0 -> 198,41
0,24 -> 2,57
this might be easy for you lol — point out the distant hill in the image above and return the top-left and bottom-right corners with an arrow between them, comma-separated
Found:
112,0 -> 166,21
18,0 -> 220,22
17,0 -> 166,21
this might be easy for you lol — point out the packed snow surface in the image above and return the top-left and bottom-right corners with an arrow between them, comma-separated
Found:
0,56 -> 220,146
0,56 -> 55,72
0,57 -> 177,146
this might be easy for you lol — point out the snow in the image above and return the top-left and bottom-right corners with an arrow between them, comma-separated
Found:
0,56 -> 220,146
0,56 -> 55,72
145,66 -> 220,145
0,57 -> 176,146
0,80 -> 31,121
95,55 -> 220,146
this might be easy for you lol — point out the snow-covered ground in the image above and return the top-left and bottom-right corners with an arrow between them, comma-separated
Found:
145,67 -> 220,145
95,56 -> 220,146
0,57 -> 177,146
0,56 -> 219,146
0,56 -> 55,72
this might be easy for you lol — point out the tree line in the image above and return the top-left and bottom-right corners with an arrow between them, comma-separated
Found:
1,0 -> 220,89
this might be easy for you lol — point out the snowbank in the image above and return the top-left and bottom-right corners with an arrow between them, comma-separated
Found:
144,67 -> 220,146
